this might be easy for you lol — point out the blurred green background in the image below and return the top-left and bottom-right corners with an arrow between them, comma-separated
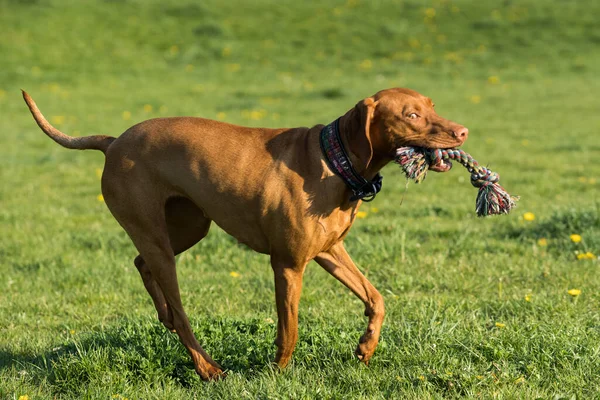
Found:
1,0 -> 599,398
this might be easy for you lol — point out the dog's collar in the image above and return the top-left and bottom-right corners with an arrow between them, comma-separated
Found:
319,118 -> 383,202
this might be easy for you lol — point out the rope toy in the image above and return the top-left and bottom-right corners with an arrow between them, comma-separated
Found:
395,147 -> 519,217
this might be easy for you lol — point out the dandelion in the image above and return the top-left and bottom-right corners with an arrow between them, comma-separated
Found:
537,238 -> 547,246
578,177 -> 587,183
51,115 -> 65,125
514,376 -> 525,384
95,168 -> 102,179
495,322 -> 506,328
470,95 -> 481,104
122,111 -> 131,120
488,76 -> 500,85
370,207 -> 379,213
521,139 -> 530,146
408,38 -> 421,49
18,396 -> 29,400
97,194 -> 104,202
226,63 -> 241,72
424,8 -> 436,18
524,293 -> 532,302
570,234 -> 582,243
356,211 -> 368,219
229,271 -> 240,278
143,104 -> 153,113
567,289 -> 581,297
576,252 -> 595,260
359,59 -> 372,71
418,375 -> 426,381
69,329 -> 75,335
523,212 -> 535,221
265,317 -> 274,324
216,112 -> 227,120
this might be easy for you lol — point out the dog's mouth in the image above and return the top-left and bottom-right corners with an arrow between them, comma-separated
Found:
395,146 -> 455,173
428,155 -> 452,173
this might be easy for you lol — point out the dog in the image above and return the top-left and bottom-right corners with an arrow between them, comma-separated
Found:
23,88 -> 468,380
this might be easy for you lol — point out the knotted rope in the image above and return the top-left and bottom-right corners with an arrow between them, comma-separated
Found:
395,147 -> 519,217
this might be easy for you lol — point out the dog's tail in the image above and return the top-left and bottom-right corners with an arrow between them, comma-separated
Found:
22,90 -> 116,154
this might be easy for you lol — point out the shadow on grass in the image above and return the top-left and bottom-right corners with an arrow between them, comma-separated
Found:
0,316 -> 357,393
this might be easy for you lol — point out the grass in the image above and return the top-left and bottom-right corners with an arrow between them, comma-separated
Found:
1,0 -> 599,398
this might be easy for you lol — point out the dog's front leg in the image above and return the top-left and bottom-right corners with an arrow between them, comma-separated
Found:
315,242 -> 385,364
271,257 -> 307,368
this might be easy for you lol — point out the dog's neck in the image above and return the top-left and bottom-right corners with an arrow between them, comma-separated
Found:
337,107 -> 392,180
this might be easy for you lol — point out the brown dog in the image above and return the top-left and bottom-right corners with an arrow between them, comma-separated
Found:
23,88 -> 467,380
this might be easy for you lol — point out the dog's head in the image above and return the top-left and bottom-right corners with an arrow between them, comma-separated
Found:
344,88 -> 468,173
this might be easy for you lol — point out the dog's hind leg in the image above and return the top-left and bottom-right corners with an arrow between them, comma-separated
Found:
133,197 -> 211,332
105,190 -> 222,380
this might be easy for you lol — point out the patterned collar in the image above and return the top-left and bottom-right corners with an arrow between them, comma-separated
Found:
319,118 -> 383,202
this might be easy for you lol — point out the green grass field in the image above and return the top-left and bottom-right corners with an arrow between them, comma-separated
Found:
2,0 -> 600,398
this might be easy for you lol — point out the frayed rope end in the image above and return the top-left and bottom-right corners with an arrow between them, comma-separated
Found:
395,147 -> 519,217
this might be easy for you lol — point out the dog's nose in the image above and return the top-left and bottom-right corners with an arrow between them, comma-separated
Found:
453,127 -> 469,140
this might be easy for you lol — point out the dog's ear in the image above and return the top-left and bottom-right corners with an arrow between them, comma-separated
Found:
349,97 -> 377,169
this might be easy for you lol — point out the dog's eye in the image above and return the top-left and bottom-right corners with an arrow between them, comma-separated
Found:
408,113 -> 419,119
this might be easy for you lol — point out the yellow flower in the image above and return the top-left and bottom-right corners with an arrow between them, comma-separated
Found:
95,168 -> 102,179
69,329 -> 75,334
216,112 -> 227,120
424,8 -> 436,18
418,375 -> 425,381
370,207 -> 379,213
470,95 -> 481,104
537,238 -> 547,247
577,252 -> 595,260
521,139 -> 530,146
523,212 -> 535,221
97,194 -> 104,202
226,63 -> 241,72
18,396 -> 29,400
356,211 -> 368,219
514,376 -> 525,384
495,322 -> 506,328
122,111 -> 131,120
570,234 -> 582,243
577,176 -> 587,183
488,75 -> 500,85
143,104 -> 153,113
524,294 -> 532,302
51,115 -> 65,125
359,59 -> 372,70
265,317 -> 274,324
229,271 -> 240,278
567,289 -> 581,297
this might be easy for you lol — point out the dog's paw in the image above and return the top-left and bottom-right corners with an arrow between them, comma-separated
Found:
355,331 -> 378,365
199,365 -> 226,381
